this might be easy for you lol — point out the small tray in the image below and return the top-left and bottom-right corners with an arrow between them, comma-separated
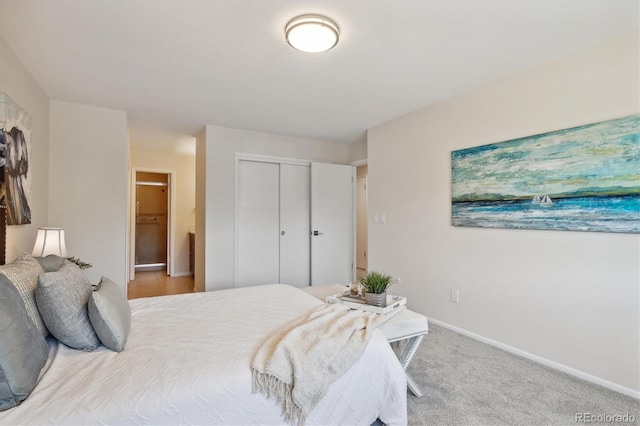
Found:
336,293 -> 407,314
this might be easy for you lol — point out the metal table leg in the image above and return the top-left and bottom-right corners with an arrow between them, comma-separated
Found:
397,334 -> 425,397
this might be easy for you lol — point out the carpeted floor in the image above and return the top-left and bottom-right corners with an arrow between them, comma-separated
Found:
405,324 -> 639,425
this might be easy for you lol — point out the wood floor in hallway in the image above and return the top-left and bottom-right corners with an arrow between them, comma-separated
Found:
127,271 -> 194,300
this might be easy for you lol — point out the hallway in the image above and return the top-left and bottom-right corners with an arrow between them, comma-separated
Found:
127,271 -> 194,299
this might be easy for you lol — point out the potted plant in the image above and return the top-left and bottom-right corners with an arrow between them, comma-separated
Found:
358,271 -> 399,307
66,256 -> 92,270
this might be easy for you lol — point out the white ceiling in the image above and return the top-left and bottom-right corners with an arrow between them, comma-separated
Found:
0,1 -> 638,145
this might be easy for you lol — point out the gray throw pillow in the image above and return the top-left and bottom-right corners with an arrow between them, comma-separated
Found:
34,255 -> 65,272
0,274 -> 48,411
0,254 -> 48,337
36,261 -> 100,351
88,277 -> 131,352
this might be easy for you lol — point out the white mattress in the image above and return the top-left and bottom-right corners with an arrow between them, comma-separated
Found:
1,284 -> 407,425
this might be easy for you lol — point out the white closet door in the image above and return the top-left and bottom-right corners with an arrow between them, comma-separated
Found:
237,160 -> 280,287
279,164 -> 310,286
311,162 -> 354,285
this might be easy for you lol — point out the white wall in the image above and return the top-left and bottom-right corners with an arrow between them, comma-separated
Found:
201,124 -> 349,291
348,137 -> 368,163
194,128 -> 207,292
367,29 -> 639,394
130,145 -> 195,276
0,37 -> 50,260
49,101 -> 129,288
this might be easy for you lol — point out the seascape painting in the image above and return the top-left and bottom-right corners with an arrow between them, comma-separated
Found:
0,93 -> 32,225
451,115 -> 639,234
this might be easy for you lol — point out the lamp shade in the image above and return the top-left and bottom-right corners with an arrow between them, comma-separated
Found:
285,15 -> 339,53
32,228 -> 67,257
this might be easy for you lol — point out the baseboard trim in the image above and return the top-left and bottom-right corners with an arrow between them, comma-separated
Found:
427,318 -> 640,400
170,272 -> 193,277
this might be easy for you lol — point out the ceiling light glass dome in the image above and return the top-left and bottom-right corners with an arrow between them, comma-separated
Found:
285,15 -> 339,53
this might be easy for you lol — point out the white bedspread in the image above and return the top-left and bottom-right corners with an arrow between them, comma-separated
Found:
0,284 -> 407,425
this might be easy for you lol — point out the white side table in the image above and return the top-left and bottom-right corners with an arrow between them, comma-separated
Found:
302,284 -> 428,397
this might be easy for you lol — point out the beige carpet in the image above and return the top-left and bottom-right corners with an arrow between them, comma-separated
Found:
404,324 -> 639,425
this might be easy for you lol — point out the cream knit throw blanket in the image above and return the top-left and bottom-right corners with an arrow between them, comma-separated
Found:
251,302 -> 402,425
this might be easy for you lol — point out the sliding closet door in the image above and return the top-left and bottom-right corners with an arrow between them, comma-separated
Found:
279,164 -> 310,286
237,161 -> 280,286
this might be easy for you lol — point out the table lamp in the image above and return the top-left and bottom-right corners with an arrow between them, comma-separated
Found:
32,227 -> 67,257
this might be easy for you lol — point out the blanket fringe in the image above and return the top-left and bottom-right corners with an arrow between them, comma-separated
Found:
252,369 -> 306,426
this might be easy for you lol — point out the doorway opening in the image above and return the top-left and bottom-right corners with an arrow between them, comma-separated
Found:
130,168 -> 176,280
135,172 -> 169,272
355,164 -> 368,280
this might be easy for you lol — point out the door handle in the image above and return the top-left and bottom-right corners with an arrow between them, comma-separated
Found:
312,230 -> 324,236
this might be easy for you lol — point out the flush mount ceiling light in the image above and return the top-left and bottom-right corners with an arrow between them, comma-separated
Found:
285,14 -> 339,53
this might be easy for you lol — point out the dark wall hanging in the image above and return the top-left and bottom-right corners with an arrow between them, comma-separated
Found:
0,92 -> 32,225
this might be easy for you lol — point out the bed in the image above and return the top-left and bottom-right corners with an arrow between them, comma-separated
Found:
1,283 -> 407,425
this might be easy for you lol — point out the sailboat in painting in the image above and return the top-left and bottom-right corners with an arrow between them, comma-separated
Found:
531,194 -> 552,205
540,195 -> 553,205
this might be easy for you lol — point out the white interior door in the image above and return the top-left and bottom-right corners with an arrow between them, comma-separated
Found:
356,175 -> 368,271
279,164 -> 310,286
237,161 -> 280,286
311,162 -> 354,285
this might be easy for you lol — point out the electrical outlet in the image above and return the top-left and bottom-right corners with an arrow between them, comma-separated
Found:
450,289 -> 459,303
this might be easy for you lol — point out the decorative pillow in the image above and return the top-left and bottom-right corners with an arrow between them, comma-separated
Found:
88,277 -> 131,352
0,274 -> 48,411
34,255 -> 65,273
36,261 -> 100,351
0,254 -> 48,337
